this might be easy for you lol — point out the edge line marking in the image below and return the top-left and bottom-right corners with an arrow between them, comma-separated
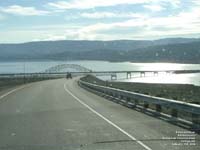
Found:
64,83 -> 152,150
0,85 -> 27,100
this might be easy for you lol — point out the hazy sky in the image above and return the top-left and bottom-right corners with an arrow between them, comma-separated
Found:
0,0 -> 200,43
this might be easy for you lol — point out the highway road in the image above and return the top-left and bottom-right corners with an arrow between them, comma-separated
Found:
0,78 -> 199,150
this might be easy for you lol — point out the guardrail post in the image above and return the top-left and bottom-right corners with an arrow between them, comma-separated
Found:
171,109 -> 178,118
126,97 -> 130,105
110,92 -> 113,97
156,104 -> 162,112
103,90 -> 106,94
143,102 -> 149,109
114,93 -> 119,102
126,72 -> 131,79
192,113 -> 199,125
119,95 -> 124,103
134,99 -> 138,106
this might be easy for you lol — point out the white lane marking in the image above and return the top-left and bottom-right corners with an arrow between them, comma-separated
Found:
64,83 -> 152,150
0,86 -> 26,100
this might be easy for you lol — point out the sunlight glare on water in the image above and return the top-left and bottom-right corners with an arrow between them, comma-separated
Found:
120,73 -> 200,86
130,63 -> 186,71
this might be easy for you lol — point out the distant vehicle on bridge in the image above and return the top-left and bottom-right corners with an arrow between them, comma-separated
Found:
66,73 -> 72,79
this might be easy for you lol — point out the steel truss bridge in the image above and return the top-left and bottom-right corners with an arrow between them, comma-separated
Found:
44,64 -> 92,73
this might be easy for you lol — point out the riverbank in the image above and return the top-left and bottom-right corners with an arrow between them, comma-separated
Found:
81,75 -> 200,104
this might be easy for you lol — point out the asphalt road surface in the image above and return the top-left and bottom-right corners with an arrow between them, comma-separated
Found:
0,78 -> 199,150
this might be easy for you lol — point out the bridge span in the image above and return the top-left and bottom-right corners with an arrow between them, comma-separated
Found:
0,64 -> 200,80
45,63 -> 200,80
1,69 -> 200,80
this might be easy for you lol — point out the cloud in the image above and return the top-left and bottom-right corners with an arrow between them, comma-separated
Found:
48,0 -> 151,10
44,34 -> 67,41
19,4 -> 200,41
169,0 -> 181,8
192,0 -> 200,5
1,0 -> 199,43
81,12 -> 117,19
143,0 -> 180,11
48,0 -> 181,10
143,4 -> 165,11
0,5 -> 49,16
0,14 -> 5,20
60,5 -> 200,40
80,12 -> 147,19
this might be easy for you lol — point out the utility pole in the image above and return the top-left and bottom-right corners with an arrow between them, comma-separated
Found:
23,60 -> 26,84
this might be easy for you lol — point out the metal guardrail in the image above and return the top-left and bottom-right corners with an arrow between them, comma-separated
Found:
79,79 -> 200,126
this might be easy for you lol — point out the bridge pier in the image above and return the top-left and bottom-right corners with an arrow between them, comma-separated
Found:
140,72 -> 145,77
126,72 -> 132,79
166,71 -> 171,75
153,71 -> 158,76
111,74 -> 117,80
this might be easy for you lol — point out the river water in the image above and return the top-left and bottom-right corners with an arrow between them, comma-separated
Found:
0,60 -> 200,86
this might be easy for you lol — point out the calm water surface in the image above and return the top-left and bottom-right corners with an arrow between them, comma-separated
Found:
0,61 -> 200,86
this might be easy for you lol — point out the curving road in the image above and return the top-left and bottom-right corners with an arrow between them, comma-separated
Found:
0,78 -> 199,150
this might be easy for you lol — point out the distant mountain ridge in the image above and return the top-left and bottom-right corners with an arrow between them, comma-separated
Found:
0,38 -> 200,63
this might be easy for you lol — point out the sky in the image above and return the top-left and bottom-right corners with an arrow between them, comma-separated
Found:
0,0 -> 200,43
